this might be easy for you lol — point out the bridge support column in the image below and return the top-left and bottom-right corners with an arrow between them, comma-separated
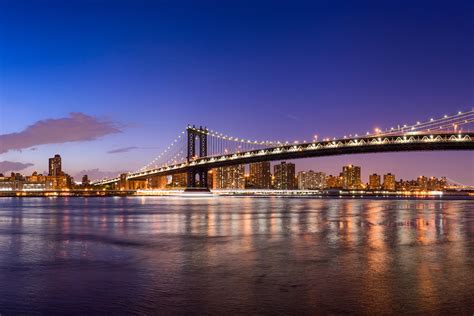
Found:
186,167 -> 209,191
185,125 -> 210,191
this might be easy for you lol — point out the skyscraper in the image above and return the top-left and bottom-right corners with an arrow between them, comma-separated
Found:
248,162 -> 271,189
171,173 -> 187,187
212,165 -> 245,189
274,162 -> 296,190
81,174 -> 90,185
417,176 -> 428,190
341,164 -> 361,189
368,173 -> 381,190
297,170 -> 325,190
325,175 -> 343,189
383,173 -> 396,191
48,154 -> 62,176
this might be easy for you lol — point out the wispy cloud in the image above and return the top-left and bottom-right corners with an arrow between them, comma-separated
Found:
0,161 -> 34,173
286,114 -> 301,121
0,112 -> 121,154
107,146 -> 138,154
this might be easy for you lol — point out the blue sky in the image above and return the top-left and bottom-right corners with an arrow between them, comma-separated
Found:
0,0 -> 473,182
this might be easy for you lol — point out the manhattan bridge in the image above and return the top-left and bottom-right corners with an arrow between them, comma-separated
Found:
93,109 -> 474,189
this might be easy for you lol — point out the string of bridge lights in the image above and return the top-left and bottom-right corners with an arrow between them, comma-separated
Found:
204,108 -> 473,146
363,110 -> 473,137
205,129 -> 280,147
134,130 -> 187,173
162,150 -> 185,168
320,109 -> 473,142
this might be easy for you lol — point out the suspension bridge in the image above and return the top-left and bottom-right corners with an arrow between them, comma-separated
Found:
93,109 -> 474,189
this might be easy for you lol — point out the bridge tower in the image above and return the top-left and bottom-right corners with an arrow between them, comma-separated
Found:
186,125 -> 209,190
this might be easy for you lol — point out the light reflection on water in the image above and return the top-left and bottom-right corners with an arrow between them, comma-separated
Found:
0,197 -> 473,314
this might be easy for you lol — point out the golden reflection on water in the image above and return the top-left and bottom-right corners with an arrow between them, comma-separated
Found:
0,197 -> 472,314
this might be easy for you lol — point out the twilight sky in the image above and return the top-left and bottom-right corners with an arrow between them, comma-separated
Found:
0,0 -> 473,183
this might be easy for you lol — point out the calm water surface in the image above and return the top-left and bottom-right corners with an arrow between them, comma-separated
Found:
0,197 -> 473,314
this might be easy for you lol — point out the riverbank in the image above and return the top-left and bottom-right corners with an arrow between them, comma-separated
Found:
1,189 -> 472,199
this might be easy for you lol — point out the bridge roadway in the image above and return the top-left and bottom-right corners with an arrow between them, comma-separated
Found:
94,132 -> 474,185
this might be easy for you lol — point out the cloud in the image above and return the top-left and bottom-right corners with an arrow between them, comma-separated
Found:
107,146 -> 138,154
0,112 -> 121,154
286,114 -> 301,121
0,161 -> 34,173
74,168 -> 128,181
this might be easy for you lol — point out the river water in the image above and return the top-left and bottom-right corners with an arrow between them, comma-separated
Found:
0,197 -> 473,314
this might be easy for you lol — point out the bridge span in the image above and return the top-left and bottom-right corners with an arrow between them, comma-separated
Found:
94,132 -> 474,187
92,109 -> 474,188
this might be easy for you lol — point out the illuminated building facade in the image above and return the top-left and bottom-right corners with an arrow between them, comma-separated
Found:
383,173 -> 396,191
212,165 -> 245,189
325,175 -> 343,189
248,162 -> 271,189
171,173 -> 187,188
297,170 -> 325,190
274,162 -> 296,190
118,173 -> 147,190
48,154 -> 62,176
417,176 -> 428,190
82,175 -> 90,185
341,165 -> 362,189
149,175 -> 167,189
368,173 -> 381,190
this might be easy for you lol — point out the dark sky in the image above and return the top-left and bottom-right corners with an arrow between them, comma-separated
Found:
0,0 -> 473,183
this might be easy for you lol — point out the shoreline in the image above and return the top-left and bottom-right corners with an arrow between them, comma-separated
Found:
0,189 -> 472,199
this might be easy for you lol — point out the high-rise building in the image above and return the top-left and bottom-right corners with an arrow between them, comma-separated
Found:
207,170 -> 214,188
48,154 -> 62,176
383,173 -> 396,191
325,175 -> 341,189
439,177 -> 447,190
81,175 -> 90,185
248,162 -> 271,189
212,165 -> 245,189
341,165 -> 362,189
149,175 -> 167,189
368,173 -> 381,190
170,173 -> 187,188
297,170 -> 325,190
417,176 -> 428,190
274,162 -> 296,190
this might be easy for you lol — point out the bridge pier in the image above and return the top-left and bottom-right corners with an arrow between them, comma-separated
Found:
185,125 -> 210,191
185,167 -> 210,192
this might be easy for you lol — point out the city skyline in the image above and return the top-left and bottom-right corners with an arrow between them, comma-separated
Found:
0,153 -> 457,192
1,1 -> 473,184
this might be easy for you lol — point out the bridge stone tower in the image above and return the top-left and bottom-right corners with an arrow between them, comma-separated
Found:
186,125 -> 209,190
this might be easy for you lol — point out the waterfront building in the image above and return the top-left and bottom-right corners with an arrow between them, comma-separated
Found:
417,176 -> 428,190
207,170 -> 214,188
118,173 -> 147,190
82,175 -> 90,185
383,173 -> 396,191
149,175 -> 167,189
212,165 -> 245,189
248,162 -> 271,189
325,175 -> 343,189
274,162 -> 296,190
48,154 -> 62,176
396,176 -> 448,191
368,173 -> 381,190
297,170 -> 325,190
170,173 -> 187,188
341,165 -> 362,189
438,177 -> 447,190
